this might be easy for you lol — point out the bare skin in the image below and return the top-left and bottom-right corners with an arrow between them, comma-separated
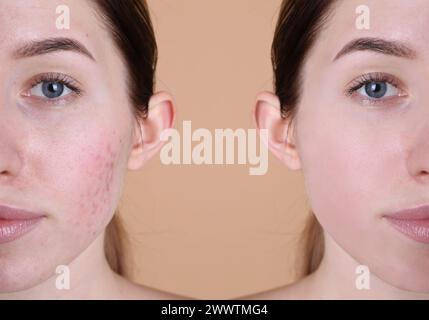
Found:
252,0 -> 429,299
243,233 -> 429,299
0,0 -> 184,299
2,230 -> 187,299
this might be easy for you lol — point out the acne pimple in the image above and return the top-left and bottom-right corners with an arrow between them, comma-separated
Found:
93,143 -> 117,212
76,141 -> 121,227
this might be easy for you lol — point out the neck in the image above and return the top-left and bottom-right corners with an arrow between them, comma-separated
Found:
308,232 -> 429,299
0,232 -> 121,299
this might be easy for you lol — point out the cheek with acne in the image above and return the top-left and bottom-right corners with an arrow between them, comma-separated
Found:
67,140 -> 124,235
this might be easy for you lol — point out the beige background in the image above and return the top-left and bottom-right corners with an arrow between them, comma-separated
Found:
119,0 -> 310,299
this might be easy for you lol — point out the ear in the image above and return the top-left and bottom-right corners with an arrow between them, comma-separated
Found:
127,91 -> 175,170
253,91 -> 301,170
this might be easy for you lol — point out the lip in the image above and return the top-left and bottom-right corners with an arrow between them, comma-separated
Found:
0,204 -> 45,244
384,204 -> 429,244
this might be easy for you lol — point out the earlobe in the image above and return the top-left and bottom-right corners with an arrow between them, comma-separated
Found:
127,91 -> 175,171
253,91 -> 301,170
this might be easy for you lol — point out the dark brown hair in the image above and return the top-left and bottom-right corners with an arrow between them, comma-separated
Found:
271,0 -> 337,276
91,0 -> 158,276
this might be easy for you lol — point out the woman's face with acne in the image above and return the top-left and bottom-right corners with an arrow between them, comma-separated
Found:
0,0 -> 141,292
289,0 -> 429,292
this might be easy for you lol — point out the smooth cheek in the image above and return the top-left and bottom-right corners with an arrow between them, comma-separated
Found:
297,111 -> 384,245
296,99 -> 429,290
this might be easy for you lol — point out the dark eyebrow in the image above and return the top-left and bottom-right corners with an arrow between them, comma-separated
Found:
13,37 -> 96,61
333,37 -> 417,62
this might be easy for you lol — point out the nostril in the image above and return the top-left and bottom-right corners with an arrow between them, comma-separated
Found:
417,170 -> 429,182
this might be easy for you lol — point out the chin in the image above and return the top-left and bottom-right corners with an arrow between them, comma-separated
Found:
372,260 -> 429,294
0,254 -> 56,294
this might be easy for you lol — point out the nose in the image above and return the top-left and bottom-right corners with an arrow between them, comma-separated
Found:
0,109 -> 24,182
406,120 -> 429,183
0,141 -> 22,181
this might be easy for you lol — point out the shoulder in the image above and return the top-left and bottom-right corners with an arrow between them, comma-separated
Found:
114,274 -> 191,300
239,285 -> 296,300
239,274 -> 318,300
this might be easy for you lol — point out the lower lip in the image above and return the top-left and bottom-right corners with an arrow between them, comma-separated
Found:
385,217 -> 429,244
0,217 -> 43,244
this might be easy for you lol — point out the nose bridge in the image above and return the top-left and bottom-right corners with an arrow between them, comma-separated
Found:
405,109 -> 429,179
0,94 -> 24,178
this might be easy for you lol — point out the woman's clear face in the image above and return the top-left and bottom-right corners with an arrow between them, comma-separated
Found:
0,0 -> 136,292
295,0 -> 429,291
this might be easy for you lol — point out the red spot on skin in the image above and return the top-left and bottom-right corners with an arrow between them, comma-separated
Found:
75,140 -> 122,230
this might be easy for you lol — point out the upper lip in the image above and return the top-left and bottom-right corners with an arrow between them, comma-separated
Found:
0,204 -> 45,220
384,204 -> 429,220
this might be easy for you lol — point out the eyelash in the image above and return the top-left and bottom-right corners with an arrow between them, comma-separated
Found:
30,72 -> 82,95
345,72 -> 402,97
21,72 -> 84,107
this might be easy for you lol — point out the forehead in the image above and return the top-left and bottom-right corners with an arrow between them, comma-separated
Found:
296,0 -> 429,92
0,0 -> 110,61
313,0 -> 429,61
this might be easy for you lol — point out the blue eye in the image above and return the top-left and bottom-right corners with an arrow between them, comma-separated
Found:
363,81 -> 387,98
348,73 -> 403,101
31,81 -> 73,99
25,73 -> 83,103
356,81 -> 399,99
